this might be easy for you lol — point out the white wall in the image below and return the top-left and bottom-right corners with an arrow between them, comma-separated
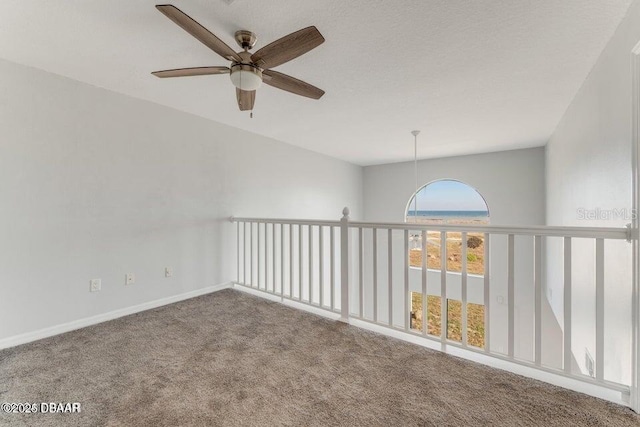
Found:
361,148 -> 552,360
0,58 -> 362,342
545,1 -> 640,385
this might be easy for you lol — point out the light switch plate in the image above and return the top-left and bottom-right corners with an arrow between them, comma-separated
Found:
90,279 -> 101,292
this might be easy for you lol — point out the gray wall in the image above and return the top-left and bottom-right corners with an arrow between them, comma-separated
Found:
0,58 -> 363,342
545,0 -> 640,385
363,147 -> 545,225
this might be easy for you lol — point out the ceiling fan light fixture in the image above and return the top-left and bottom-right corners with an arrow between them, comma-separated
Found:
230,64 -> 262,91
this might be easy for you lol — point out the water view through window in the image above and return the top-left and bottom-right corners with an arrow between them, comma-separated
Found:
405,180 -> 488,347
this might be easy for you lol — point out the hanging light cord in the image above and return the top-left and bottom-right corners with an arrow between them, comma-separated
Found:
412,130 -> 420,224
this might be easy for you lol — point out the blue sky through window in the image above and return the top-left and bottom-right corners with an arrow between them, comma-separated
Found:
409,180 -> 488,212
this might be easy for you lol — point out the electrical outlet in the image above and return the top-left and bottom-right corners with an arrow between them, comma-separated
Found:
496,295 -> 504,305
90,279 -> 101,292
125,273 -> 135,285
165,267 -> 173,278
585,348 -> 595,378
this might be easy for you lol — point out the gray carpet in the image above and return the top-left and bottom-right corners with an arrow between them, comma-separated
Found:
0,289 -> 638,426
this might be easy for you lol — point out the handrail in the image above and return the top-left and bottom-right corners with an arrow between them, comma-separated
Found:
230,217 -> 340,227
349,222 -> 630,240
230,216 -> 631,240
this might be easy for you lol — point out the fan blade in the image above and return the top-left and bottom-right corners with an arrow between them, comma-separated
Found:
152,66 -> 230,78
236,88 -> 256,111
251,26 -> 324,69
262,70 -> 324,99
156,5 -> 241,62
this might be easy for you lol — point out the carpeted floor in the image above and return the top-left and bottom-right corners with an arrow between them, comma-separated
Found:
0,289 -> 638,426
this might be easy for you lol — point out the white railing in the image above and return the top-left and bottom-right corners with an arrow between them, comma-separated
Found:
233,216 -> 344,316
231,208 -> 635,406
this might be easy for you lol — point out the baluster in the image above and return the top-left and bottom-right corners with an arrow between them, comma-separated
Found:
388,228 -> 393,327
251,222 -> 254,287
373,228 -> 378,323
359,227 -> 364,318
484,233 -> 491,352
319,226 -> 324,308
289,224 -> 294,299
508,234 -> 515,358
309,225 -> 313,304
595,238 -> 605,381
534,235 -> 542,366
564,236 -> 572,373
244,222 -> 249,286
440,231 -> 447,346
264,223 -> 268,291
281,224 -> 284,297
236,221 -> 240,284
404,229 -> 409,331
421,230 -> 427,336
461,232 -> 468,346
272,223 -> 276,294
299,224 -> 303,301
331,226 -> 335,312
258,223 -> 262,289
339,208 -> 350,322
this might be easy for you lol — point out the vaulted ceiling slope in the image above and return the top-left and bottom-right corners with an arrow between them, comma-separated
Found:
0,0 -> 633,165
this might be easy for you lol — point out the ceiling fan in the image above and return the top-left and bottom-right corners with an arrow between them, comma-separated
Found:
151,4 -> 326,113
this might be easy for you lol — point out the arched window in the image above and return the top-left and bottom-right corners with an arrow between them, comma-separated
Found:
404,179 -> 489,274
406,179 -> 489,348
405,179 -> 489,225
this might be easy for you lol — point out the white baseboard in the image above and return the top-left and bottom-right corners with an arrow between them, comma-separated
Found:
0,282 -> 232,350
227,285 -> 629,408
233,284 -> 342,321
349,318 -> 628,408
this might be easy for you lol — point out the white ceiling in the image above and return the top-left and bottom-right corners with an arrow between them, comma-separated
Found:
0,0 -> 633,165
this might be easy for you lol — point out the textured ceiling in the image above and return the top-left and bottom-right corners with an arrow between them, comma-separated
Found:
0,0 -> 634,165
